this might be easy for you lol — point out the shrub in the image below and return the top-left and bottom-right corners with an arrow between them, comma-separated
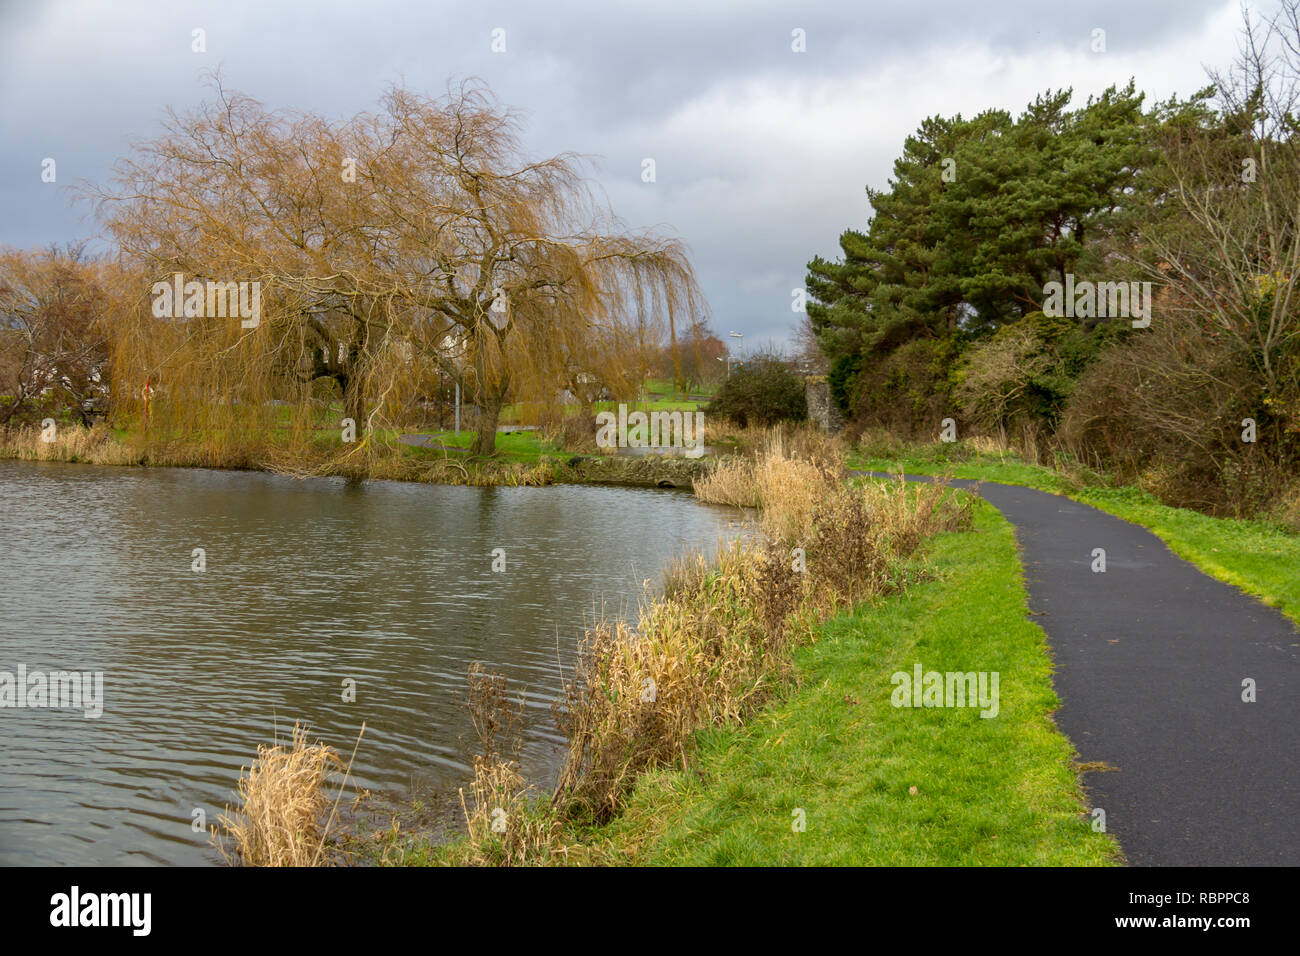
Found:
706,353 -> 807,428
1059,305 -> 1300,516
849,338 -> 956,439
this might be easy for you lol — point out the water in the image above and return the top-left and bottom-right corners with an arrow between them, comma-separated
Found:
0,461 -> 740,865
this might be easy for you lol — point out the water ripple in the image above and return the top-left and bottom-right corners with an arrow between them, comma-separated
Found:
0,461 -> 740,865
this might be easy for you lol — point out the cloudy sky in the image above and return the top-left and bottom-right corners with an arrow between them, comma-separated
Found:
0,0 -> 1252,351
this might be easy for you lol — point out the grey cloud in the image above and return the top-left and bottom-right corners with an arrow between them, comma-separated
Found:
0,0 -> 1240,348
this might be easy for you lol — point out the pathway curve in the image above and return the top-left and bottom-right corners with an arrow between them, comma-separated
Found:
857,472 -> 1300,866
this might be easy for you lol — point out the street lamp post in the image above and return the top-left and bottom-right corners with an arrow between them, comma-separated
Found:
442,333 -> 465,436
728,330 -> 744,372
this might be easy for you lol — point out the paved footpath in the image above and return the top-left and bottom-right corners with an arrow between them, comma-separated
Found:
859,472 -> 1300,866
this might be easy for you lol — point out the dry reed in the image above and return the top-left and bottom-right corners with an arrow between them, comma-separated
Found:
212,722 -> 363,867
537,439 -> 972,831
0,423 -> 141,465
455,666 -> 566,865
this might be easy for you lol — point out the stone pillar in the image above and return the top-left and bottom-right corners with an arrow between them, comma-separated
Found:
804,375 -> 844,433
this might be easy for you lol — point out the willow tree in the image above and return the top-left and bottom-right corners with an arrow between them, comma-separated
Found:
90,76 -> 706,459
90,79 -> 438,461
368,83 -> 705,453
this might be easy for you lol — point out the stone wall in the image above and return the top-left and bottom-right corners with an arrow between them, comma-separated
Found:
804,375 -> 844,433
558,453 -> 712,489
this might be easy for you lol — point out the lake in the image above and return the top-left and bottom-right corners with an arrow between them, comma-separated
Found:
0,461 -> 740,865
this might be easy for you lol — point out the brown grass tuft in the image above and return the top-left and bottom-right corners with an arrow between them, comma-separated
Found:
211,722 -> 362,867
541,455 -> 972,829
694,426 -> 845,544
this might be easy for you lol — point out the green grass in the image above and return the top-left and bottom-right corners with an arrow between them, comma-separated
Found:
588,502 -> 1119,865
590,398 -> 702,414
390,428 -> 558,462
497,382 -> 712,424
848,445 -> 1300,626
644,376 -> 719,400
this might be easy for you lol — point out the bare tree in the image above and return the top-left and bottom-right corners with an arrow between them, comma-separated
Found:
791,313 -> 830,375
1133,1 -> 1300,430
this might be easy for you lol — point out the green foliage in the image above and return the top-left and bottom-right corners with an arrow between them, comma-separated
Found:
807,83 -> 1154,362
806,82 -> 1161,434
826,352 -> 860,415
803,48 -> 1300,516
849,337 -> 957,438
706,355 -> 807,428
954,312 -> 1129,434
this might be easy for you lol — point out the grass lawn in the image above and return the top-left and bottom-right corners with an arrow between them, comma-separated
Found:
644,376 -> 718,400
591,398 -> 701,414
848,446 -> 1300,626
496,378 -> 715,424
396,428 -> 558,462
582,501 -> 1119,865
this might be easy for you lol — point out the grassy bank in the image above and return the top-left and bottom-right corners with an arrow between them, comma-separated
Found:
849,440 -> 1300,626
344,450 -> 1111,866
582,500 -> 1118,865
374,493 -> 1117,865
221,439 -> 1034,865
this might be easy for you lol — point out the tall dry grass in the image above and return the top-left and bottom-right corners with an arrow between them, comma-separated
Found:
541,472 -> 970,832
0,423 -> 142,465
454,664 -> 566,866
212,722 -> 363,867
552,538 -> 797,823
700,419 -> 847,462
694,426 -> 846,543
457,755 -> 566,866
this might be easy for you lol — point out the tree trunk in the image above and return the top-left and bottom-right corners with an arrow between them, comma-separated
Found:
342,372 -> 365,432
472,386 -> 503,456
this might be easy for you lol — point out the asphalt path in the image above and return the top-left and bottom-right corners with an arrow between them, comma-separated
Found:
857,471 -> 1300,866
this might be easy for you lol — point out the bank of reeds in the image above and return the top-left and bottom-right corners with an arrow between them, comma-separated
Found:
694,427 -> 845,542
447,434 -> 973,863
208,428 -> 972,865
452,664 -> 568,865
0,423 -> 144,465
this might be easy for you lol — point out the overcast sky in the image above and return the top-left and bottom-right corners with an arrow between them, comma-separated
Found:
0,0 -> 1253,351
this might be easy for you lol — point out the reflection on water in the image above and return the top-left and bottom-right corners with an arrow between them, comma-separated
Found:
0,461 -> 739,865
